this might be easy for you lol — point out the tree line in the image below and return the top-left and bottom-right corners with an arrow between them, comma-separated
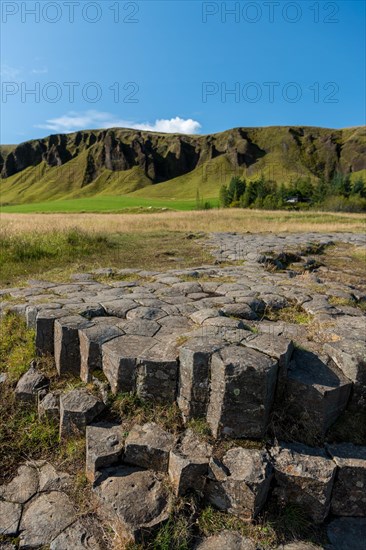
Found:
218,173 -> 366,212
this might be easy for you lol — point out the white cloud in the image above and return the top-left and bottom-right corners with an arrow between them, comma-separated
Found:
1,64 -> 21,80
36,110 -> 201,134
31,67 -> 48,75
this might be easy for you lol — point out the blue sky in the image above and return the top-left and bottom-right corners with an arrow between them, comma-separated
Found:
1,0 -> 365,144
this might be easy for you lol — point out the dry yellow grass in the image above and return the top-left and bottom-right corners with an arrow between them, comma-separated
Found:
1,209 -> 365,236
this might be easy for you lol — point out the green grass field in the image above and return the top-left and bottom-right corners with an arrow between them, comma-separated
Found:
0,195 -> 219,213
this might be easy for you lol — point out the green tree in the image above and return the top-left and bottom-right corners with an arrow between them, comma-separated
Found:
351,177 -> 366,198
219,185 -> 230,207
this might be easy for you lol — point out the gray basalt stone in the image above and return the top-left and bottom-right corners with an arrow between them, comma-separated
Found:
203,317 -> 246,330
0,465 -> 39,504
54,315 -> 93,376
60,389 -> 105,437
94,466 -> 170,542
102,335 -> 155,394
272,442 -> 337,523
220,303 -> 258,320
126,306 -> 167,321
326,517 -> 366,550
326,443 -> 366,517
284,350 -> 352,442
244,333 -> 294,396
324,336 -> 366,407
38,391 -> 60,422
281,543 -> 323,550
136,338 -> 179,403
35,309 -> 69,355
0,501 -> 22,535
19,491 -> 76,548
124,422 -> 176,472
50,520 -> 101,550
261,294 -> 288,310
99,298 -> 138,318
79,323 -> 124,382
168,429 -> 212,496
37,462 -> 71,492
123,319 -> 161,338
15,365 -> 49,404
205,447 -> 273,520
207,345 -> 278,439
86,422 -> 124,482
178,337 -> 225,421
190,308 -> 221,325
195,530 -> 256,550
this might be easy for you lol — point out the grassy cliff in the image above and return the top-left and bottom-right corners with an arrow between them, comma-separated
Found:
0,126 -> 365,206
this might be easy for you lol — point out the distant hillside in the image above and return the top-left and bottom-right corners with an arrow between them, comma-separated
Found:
0,126 -> 365,204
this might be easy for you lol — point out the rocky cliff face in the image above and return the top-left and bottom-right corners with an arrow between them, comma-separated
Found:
1,126 -> 364,186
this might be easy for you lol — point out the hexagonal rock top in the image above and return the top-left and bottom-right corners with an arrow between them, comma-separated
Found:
19,491 -> 76,548
272,442 -> 337,523
49,520 -> 101,550
326,443 -> 366,517
195,530 -> 256,550
207,345 -> 278,439
0,501 -> 22,536
205,447 -> 273,520
93,465 -> 171,542
0,465 -> 39,504
124,422 -> 177,472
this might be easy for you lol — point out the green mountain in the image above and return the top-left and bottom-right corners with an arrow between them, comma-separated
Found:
0,126 -> 365,205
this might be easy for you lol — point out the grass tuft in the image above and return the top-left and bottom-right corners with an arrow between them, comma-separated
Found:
0,313 -> 35,382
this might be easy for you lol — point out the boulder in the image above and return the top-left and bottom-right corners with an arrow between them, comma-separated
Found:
272,442 -> 336,523
326,443 -> 366,516
19,491 -> 76,548
205,447 -> 273,520
86,422 -> 124,482
15,365 -> 49,404
60,390 -> 105,437
124,422 -> 176,472
54,315 -> 93,377
169,429 -> 212,496
178,337 -> 224,421
94,466 -> 170,542
207,345 -> 278,438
